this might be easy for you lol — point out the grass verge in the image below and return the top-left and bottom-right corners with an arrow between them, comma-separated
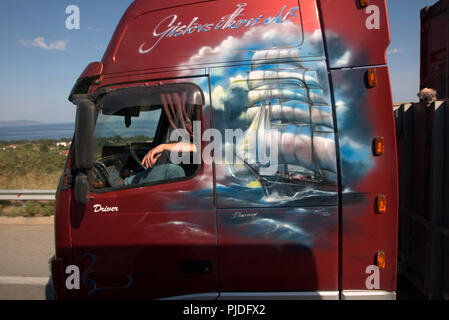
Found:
0,200 -> 55,217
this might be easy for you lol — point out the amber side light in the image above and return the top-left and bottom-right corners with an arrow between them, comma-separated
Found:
376,251 -> 386,270
360,0 -> 370,7
94,75 -> 104,85
376,195 -> 387,214
373,137 -> 385,156
366,69 -> 377,88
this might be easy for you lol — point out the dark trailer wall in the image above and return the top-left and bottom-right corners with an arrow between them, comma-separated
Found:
420,0 -> 449,98
399,0 -> 449,300
395,100 -> 449,300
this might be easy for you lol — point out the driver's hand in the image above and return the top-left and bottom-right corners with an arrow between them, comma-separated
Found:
141,144 -> 165,168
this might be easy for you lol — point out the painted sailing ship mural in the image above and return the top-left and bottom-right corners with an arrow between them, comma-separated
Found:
227,48 -> 338,202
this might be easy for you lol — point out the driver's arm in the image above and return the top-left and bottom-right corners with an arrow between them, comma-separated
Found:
141,142 -> 197,169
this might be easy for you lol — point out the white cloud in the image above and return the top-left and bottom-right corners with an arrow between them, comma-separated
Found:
333,50 -> 351,68
310,29 -> 323,42
229,74 -> 246,86
340,136 -> 364,150
335,100 -> 348,113
387,48 -> 400,55
20,37 -> 68,51
321,30 -> 352,68
211,85 -> 225,111
185,21 -> 301,67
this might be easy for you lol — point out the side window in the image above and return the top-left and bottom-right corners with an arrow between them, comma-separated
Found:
93,107 -> 162,160
88,84 -> 203,190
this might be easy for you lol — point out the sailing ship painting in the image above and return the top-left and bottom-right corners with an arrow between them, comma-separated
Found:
219,47 -> 339,206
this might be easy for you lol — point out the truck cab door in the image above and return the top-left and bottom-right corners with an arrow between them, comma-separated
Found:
68,78 -> 218,299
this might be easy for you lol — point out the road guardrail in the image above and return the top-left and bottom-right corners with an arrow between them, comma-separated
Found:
0,190 -> 56,201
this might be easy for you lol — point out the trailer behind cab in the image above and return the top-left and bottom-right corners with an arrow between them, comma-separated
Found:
420,0 -> 449,99
51,0 -> 398,300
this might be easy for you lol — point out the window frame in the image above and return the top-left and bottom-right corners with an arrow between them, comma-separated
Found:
89,83 -> 204,194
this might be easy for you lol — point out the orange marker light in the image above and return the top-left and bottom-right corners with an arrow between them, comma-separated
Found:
376,251 -> 386,270
376,195 -> 387,214
366,69 -> 377,88
373,137 -> 385,156
93,75 -> 104,85
360,0 -> 370,7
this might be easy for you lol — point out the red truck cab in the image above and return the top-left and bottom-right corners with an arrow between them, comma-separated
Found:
52,0 -> 398,300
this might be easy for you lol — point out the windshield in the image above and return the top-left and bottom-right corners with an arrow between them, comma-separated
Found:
94,107 -> 161,160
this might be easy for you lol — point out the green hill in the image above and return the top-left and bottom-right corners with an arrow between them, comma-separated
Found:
0,141 -> 68,189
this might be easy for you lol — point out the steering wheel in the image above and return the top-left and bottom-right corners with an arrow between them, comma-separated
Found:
129,143 -> 147,174
91,161 -> 111,187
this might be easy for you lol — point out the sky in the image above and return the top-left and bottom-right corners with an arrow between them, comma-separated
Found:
0,0 -> 440,123
386,0 -> 439,103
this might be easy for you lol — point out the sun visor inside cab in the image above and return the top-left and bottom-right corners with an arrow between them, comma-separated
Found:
99,83 -> 205,115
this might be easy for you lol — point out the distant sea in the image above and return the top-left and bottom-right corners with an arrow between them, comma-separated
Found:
0,123 -> 75,141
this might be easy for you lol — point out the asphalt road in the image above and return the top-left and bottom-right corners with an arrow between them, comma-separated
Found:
0,218 -> 54,300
